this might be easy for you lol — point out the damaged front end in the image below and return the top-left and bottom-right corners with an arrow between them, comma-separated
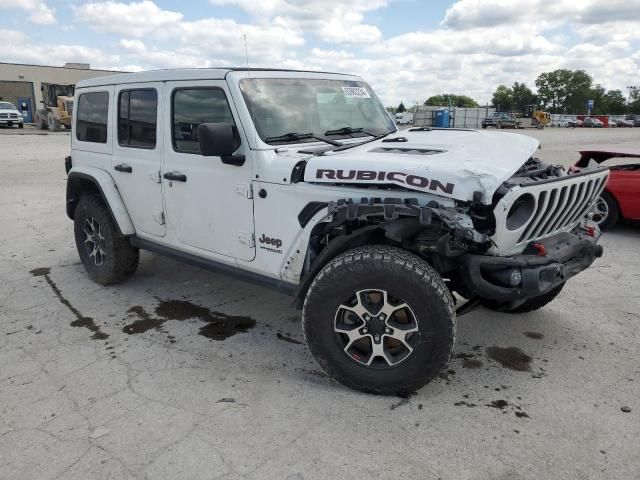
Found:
299,154 -> 608,312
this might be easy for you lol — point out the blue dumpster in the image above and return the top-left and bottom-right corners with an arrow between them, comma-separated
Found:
433,108 -> 450,128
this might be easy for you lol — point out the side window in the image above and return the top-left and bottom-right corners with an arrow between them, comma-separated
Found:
172,88 -> 235,154
76,91 -> 109,143
118,89 -> 157,148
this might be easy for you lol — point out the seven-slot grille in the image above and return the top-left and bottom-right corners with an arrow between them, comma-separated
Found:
491,168 -> 609,255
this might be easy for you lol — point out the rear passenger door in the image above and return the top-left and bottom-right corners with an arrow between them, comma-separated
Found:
111,83 -> 166,237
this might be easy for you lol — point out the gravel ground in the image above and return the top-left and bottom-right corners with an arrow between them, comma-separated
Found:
1,126 -> 639,479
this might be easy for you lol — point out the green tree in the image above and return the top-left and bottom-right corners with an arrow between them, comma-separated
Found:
589,84 -> 607,114
628,86 -> 640,113
491,85 -> 513,111
535,69 -> 593,113
424,94 -> 479,108
511,82 -> 537,112
397,101 -> 406,113
603,90 -> 626,115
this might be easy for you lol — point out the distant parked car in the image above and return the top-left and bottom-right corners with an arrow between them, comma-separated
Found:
626,114 -> 640,126
567,119 -> 583,128
609,120 -> 617,127
583,117 -> 604,128
482,112 -> 520,129
571,149 -> 640,229
616,119 -> 634,127
554,116 -> 573,127
0,101 -> 24,128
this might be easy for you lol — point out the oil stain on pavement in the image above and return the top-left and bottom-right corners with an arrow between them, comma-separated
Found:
123,299 -> 256,341
30,267 -> 114,356
486,346 -> 532,371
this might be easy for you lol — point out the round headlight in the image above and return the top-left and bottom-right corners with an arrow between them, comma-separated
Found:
506,193 -> 535,231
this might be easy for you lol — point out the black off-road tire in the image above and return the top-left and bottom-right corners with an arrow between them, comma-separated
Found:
302,245 -> 456,395
47,112 -> 61,132
73,195 -> 139,285
481,283 -> 565,313
594,191 -> 620,230
37,113 -> 48,130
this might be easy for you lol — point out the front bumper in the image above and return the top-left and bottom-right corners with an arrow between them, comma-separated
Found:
0,119 -> 23,126
461,231 -> 602,301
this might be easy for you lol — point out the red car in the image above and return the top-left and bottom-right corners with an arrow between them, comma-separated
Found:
572,149 -> 640,229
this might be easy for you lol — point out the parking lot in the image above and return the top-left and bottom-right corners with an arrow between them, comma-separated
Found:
1,126 -> 639,479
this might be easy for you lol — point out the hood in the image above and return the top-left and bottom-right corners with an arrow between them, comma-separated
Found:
0,108 -> 20,114
304,129 -> 540,204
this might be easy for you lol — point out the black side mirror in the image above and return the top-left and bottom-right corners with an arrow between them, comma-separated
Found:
198,123 -> 245,166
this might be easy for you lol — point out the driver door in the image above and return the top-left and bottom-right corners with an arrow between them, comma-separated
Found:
161,81 -> 255,261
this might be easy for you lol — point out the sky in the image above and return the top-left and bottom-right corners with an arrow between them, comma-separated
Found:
1,0 -> 639,105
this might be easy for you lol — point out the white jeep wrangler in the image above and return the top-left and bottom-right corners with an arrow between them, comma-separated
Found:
65,68 -> 608,395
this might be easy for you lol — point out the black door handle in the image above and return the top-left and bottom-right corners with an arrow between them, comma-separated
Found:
163,171 -> 187,182
114,163 -> 132,173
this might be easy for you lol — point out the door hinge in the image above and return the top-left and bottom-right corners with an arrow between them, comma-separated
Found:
238,231 -> 255,247
236,183 -> 253,199
156,170 -> 162,184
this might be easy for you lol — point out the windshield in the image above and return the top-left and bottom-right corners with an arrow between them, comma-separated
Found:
239,78 -> 396,144
0,102 -> 16,110
52,85 -> 74,97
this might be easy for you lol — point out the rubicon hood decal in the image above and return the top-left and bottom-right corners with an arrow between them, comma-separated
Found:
315,169 -> 455,194
304,129 -> 540,204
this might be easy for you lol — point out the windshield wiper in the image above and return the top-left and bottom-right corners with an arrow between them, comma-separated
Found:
324,127 -> 379,137
264,132 -> 342,146
331,130 -> 394,151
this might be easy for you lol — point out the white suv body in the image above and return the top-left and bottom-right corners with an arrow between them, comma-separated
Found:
66,68 -> 608,394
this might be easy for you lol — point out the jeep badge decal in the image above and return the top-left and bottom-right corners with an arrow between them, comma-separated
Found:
315,169 -> 454,195
258,234 -> 283,254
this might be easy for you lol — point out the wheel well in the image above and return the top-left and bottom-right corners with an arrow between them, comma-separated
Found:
66,175 -> 102,220
294,224 -> 387,307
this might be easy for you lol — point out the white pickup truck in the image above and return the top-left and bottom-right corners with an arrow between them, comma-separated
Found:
65,68 -> 608,395
395,111 -> 413,125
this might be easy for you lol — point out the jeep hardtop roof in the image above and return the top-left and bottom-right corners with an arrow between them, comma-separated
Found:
75,68 -> 354,89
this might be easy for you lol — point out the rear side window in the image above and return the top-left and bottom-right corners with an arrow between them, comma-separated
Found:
76,91 -> 109,143
172,88 -> 235,154
118,89 -> 158,148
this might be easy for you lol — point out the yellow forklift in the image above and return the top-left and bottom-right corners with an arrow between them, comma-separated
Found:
35,83 -> 74,131
517,105 -> 551,129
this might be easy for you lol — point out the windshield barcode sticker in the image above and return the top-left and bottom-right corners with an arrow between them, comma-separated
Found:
341,87 -> 371,99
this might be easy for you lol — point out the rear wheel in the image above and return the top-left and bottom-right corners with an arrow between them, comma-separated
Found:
302,245 -> 456,395
592,191 -> 619,230
73,195 -> 139,285
37,112 -> 48,130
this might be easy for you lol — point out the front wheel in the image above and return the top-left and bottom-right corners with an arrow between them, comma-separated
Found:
73,195 -> 139,285
592,191 -> 619,230
302,246 -> 456,395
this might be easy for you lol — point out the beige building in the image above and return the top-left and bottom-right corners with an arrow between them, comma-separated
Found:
0,62 -> 122,123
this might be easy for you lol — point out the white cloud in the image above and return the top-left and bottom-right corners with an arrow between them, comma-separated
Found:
2,0 -> 638,106
74,0 -> 183,36
0,29 -> 119,67
0,0 -> 55,24
443,0 -> 640,30
211,0 -> 386,44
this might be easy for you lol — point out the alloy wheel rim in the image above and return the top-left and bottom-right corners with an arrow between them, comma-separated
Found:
333,289 -> 420,368
83,217 -> 106,266
592,197 -> 609,225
